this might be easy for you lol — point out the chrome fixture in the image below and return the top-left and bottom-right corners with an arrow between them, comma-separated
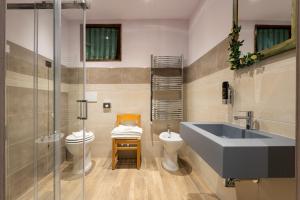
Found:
166,124 -> 171,138
167,129 -> 171,138
77,100 -> 88,120
150,55 -> 184,121
225,178 -> 259,187
225,178 -> 238,187
234,111 -> 254,129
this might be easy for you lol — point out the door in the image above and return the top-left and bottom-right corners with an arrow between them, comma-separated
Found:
5,1 -> 87,199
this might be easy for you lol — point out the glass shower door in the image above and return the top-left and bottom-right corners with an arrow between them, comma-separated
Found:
5,6 -> 36,200
60,4 -> 86,200
5,1 -> 87,199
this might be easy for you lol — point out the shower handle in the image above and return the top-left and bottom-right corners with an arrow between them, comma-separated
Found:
77,100 -> 88,120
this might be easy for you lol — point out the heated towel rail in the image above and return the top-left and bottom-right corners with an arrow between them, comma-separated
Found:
150,55 -> 184,121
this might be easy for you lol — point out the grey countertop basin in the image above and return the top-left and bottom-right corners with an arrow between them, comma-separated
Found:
180,122 -> 295,179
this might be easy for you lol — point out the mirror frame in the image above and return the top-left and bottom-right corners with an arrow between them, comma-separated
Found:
233,0 -> 297,60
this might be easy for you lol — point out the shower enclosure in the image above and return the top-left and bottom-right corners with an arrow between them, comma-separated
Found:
5,1 -> 89,199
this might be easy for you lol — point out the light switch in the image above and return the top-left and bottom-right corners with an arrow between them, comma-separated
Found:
103,103 -> 111,109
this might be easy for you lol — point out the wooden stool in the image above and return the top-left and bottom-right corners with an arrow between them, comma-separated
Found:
112,138 -> 141,170
112,114 -> 142,170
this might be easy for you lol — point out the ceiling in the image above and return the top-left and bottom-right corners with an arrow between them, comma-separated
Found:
63,0 -> 202,20
7,0 -> 202,20
239,0 -> 292,22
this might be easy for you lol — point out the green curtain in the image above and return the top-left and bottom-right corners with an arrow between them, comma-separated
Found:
86,27 -> 118,60
256,28 -> 290,52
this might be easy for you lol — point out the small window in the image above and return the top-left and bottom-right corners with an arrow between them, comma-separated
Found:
255,25 -> 291,52
83,24 -> 121,61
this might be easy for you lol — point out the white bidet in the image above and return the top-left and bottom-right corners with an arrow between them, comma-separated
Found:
159,131 -> 183,172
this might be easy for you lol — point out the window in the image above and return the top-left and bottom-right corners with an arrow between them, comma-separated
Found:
83,24 -> 121,61
255,25 -> 291,52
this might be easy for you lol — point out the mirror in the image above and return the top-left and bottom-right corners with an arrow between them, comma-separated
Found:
233,0 -> 296,60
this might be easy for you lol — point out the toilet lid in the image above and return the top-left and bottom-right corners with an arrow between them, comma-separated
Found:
65,131 -> 95,143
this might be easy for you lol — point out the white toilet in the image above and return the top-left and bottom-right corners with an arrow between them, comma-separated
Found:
65,131 -> 95,174
159,131 -> 183,172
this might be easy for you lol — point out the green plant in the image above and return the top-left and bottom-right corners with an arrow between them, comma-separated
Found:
228,24 -> 263,70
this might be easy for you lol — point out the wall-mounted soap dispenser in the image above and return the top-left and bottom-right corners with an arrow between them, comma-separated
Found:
222,81 -> 233,104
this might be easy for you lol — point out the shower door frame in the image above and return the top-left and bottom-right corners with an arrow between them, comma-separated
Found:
53,1 -> 62,198
0,0 -> 6,199
297,0 -> 300,198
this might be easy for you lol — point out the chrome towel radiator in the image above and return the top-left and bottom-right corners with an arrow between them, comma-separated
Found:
151,55 -> 184,121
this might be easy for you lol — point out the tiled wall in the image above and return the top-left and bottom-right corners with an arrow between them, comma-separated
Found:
6,42 -> 69,200
231,52 -> 296,138
5,41 -> 175,200
181,39 -> 296,200
67,68 -> 179,158
84,83 -> 155,157
6,35 -> 297,199
63,66 -> 183,158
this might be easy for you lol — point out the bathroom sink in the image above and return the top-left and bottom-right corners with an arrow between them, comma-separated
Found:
194,124 -> 270,139
180,122 -> 295,179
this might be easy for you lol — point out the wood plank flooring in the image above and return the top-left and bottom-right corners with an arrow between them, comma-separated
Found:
18,157 -> 218,200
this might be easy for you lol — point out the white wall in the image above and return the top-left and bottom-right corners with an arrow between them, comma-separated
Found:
188,0 -> 232,65
68,19 -> 189,68
6,9 -> 73,67
7,10 -> 37,54
6,10 -> 189,68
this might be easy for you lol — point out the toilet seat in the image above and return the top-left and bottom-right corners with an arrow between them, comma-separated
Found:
65,131 -> 95,144
65,130 -> 95,174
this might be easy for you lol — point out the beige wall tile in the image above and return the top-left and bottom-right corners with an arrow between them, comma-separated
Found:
67,84 -> 162,158
85,68 -> 150,84
183,39 -> 296,200
8,37 -> 296,200
184,38 -> 230,83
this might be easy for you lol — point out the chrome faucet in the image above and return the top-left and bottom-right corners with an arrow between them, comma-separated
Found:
233,111 -> 254,130
167,128 -> 171,138
167,124 -> 171,138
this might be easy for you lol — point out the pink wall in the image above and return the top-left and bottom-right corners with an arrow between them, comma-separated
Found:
188,0 -> 233,65
67,19 -> 189,68
6,10 -> 73,67
7,1 -> 233,68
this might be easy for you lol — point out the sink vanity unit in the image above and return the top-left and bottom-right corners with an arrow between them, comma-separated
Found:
180,123 -> 295,179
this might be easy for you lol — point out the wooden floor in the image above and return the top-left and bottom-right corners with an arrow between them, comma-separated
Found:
18,157 -> 218,200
